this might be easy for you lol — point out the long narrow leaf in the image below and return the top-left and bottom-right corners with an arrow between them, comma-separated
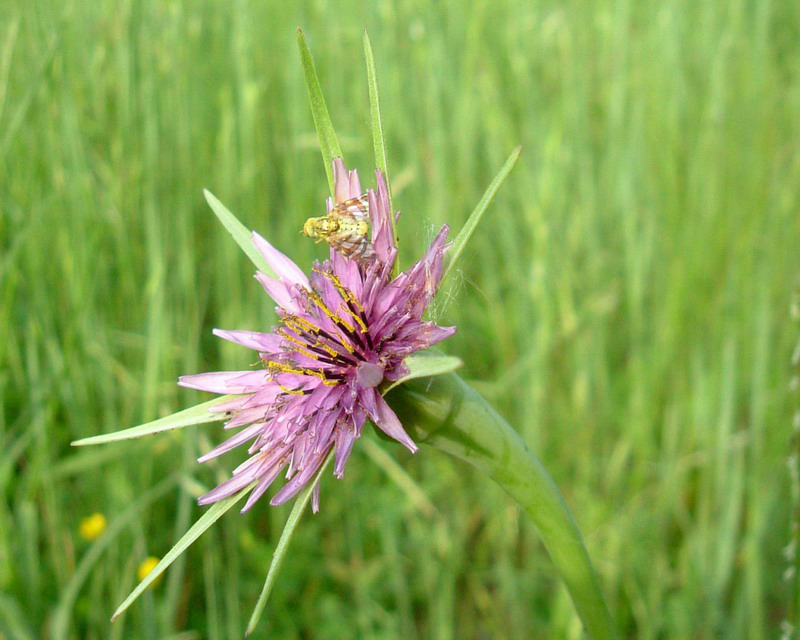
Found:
443,146 -> 522,284
203,189 -> 275,277
245,452 -> 334,636
71,396 -> 239,446
297,28 -> 342,196
363,29 -> 398,265
364,31 -> 388,179
389,374 -> 617,640
111,483 -> 255,622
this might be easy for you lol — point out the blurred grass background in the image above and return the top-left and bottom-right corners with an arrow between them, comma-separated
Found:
2,0 -> 799,638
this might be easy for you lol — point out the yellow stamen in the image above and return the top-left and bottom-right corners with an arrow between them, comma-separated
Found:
313,268 -> 369,333
307,290 -> 356,334
277,328 -> 320,361
266,360 -> 340,387
276,381 -> 306,395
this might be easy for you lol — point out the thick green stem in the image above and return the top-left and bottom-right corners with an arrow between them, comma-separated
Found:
387,373 -> 616,640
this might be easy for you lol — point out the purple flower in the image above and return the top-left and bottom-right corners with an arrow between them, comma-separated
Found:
180,160 -> 455,513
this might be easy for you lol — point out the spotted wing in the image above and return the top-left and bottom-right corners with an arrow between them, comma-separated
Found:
332,194 -> 369,222
329,195 -> 374,260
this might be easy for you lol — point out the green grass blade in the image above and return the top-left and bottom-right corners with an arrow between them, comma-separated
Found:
245,452 -> 334,636
111,483 -> 255,622
0,594 -> 35,640
360,438 -> 438,517
203,189 -> 275,277
297,28 -> 342,196
384,351 -> 463,394
71,396 -> 239,446
443,146 -> 522,285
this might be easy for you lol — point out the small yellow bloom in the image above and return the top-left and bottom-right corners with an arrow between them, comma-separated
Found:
79,513 -> 107,541
137,556 -> 162,586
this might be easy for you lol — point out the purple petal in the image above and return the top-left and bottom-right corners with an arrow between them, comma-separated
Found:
213,328 -> 283,352
333,426 -> 357,478
311,483 -> 321,514
208,396 -> 250,413
178,370 -> 265,393
240,461 -> 287,513
333,158 -> 350,204
198,465 -> 260,504
311,410 -> 340,454
254,272 -> 303,313
224,405 -> 268,429
360,387 -> 418,453
198,422 -> 265,463
348,169 -> 362,198
390,323 -> 457,355
384,359 -> 409,382
269,449 -> 329,506
252,231 -> 310,289
369,188 -> 393,267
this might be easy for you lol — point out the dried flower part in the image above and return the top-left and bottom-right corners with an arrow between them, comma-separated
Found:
180,160 -> 455,512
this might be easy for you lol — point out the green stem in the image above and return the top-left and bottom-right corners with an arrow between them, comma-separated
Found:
387,373 -> 616,640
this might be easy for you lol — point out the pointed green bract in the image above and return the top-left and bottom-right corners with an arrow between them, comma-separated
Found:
71,395 -> 240,446
364,31 -> 389,183
443,146 -> 522,285
203,189 -> 276,278
245,452 -> 334,636
384,351 -> 463,394
110,482 -> 255,622
388,373 -> 616,640
363,29 -> 399,274
297,28 -> 342,197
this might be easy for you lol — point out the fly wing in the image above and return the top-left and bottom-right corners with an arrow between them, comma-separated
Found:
333,194 -> 369,222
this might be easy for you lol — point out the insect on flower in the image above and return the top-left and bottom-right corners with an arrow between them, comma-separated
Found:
302,194 -> 376,260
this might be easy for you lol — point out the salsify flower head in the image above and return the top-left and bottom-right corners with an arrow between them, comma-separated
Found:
179,159 -> 455,513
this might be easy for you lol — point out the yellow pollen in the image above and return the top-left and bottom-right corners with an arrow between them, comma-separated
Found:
266,360 -> 340,386
307,290 -> 355,333
285,315 -> 321,335
313,268 -> 366,313
276,381 -> 306,395
344,307 -> 369,334
313,339 -> 340,358
277,328 -> 320,361
312,268 -> 368,334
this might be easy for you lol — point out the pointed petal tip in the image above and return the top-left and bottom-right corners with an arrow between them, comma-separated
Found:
268,493 -> 289,507
251,232 -> 309,288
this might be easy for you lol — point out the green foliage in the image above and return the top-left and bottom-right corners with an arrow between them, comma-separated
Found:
2,0 -> 799,638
